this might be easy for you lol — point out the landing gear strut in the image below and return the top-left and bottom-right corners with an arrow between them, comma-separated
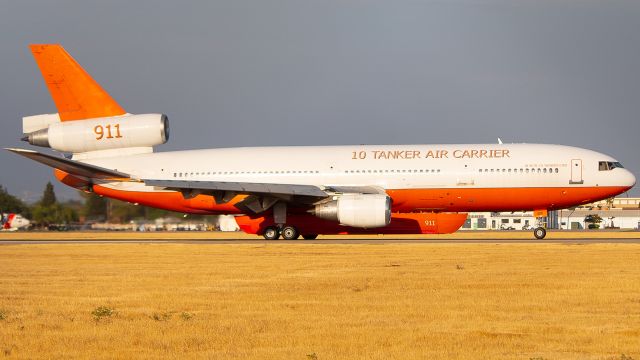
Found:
262,202 -> 304,240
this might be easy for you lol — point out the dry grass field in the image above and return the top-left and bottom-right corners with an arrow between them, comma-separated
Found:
0,242 -> 639,359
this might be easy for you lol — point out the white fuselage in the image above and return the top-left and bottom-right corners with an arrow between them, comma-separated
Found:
87,143 -> 635,193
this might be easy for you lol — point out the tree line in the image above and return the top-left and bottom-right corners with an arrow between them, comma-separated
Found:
1,182 -> 174,228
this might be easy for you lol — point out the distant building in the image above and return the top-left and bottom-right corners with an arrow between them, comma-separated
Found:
556,209 -> 640,230
460,197 -> 640,230
461,211 -> 537,230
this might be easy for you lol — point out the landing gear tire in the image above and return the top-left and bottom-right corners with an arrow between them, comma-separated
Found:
281,226 -> 299,240
302,234 -> 318,240
263,226 -> 280,240
534,227 -> 547,240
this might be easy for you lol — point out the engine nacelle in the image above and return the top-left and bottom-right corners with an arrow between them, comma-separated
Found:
23,114 -> 169,153
314,194 -> 391,228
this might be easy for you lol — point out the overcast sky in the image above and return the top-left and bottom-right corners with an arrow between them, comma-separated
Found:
1,0 -> 639,201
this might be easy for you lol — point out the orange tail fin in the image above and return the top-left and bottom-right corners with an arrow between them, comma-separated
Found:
29,44 -> 126,121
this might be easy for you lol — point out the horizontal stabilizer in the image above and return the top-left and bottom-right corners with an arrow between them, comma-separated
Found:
5,148 -> 130,180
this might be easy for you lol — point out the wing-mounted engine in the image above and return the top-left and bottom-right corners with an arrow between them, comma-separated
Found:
313,194 -> 391,228
22,113 -> 169,154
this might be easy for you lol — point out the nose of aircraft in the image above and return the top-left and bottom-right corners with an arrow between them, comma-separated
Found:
622,169 -> 636,189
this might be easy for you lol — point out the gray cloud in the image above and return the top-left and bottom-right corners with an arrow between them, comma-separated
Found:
1,0 -> 638,201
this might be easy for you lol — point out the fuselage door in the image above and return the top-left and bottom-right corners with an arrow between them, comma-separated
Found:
570,159 -> 584,184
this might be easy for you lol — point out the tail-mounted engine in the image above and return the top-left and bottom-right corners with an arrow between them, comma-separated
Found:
22,113 -> 169,154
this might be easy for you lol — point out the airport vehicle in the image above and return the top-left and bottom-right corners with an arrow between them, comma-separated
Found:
1,213 -> 31,231
7,45 -> 636,239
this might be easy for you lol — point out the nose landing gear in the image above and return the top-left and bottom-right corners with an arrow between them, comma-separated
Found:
533,210 -> 548,239
533,227 -> 547,239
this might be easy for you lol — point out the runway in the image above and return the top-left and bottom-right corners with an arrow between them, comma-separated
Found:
2,230 -> 640,245
3,238 -> 640,245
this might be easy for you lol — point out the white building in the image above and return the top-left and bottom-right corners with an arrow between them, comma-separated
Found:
460,197 -> 640,230
556,209 -> 640,230
461,211 -> 537,231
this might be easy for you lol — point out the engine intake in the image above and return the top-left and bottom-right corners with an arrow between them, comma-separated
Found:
313,194 -> 391,228
23,113 -> 169,154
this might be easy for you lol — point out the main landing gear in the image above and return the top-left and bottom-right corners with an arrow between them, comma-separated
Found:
262,225 -> 318,240
263,226 -> 280,240
281,226 -> 299,240
262,202 -> 318,240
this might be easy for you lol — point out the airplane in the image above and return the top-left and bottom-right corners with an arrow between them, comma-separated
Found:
6,44 -> 636,240
1,213 -> 31,231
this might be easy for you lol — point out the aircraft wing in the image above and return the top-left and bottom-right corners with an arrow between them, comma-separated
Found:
5,148 -> 130,180
144,179 -> 328,198
143,180 -> 386,213
144,179 -> 385,197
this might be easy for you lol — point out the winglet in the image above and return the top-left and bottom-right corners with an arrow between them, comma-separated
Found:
29,44 -> 126,121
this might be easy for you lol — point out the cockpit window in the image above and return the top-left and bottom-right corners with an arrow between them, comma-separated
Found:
599,161 -> 624,171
